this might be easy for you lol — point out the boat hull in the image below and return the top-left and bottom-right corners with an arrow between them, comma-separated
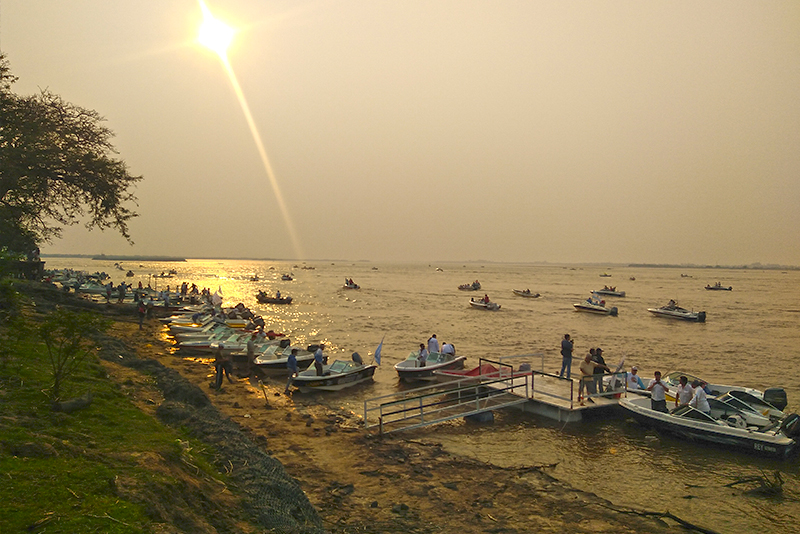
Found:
395,356 -> 467,381
647,309 -> 706,322
573,303 -> 618,316
293,365 -> 377,392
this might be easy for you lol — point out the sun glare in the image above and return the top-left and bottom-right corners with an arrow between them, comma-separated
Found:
197,1 -> 235,57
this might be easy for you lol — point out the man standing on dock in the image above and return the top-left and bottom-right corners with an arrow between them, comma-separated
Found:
559,334 -> 574,378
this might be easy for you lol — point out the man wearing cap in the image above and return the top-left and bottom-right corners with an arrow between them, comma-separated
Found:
626,366 -> 645,390
689,379 -> 710,413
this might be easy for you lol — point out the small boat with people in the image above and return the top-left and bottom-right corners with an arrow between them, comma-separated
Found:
512,289 -> 540,298
573,294 -> 618,316
469,296 -> 500,311
458,280 -> 481,291
290,353 -> 377,392
256,290 -> 293,304
253,344 -> 319,376
395,351 -> 466,381
619,395 -> 799,459
594,286 -> 625,297
281,274 -> 293,281
343,278 -> 360,289
647,300 -> 706,322
660,371 -> 788,413
705,282 -> 732,291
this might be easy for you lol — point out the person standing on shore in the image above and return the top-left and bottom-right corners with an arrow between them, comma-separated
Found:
314,344 -> 325,376
647,371 -> 670,412
284,348 -> 299,394
137,300 -> 146,330
559,334 -> 574,378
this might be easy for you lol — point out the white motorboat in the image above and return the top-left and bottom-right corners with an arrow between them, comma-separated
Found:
512,289 -> 540,298
573,295 -> 617,316
661,371 -> 788,415
252,345 -> 319,376
469,298 -> 500,311
291,358 -> 377,392
647,301 -> 705,322
620,395 -> 799,459
458,281 -> 481,291
395,351 -> 466,381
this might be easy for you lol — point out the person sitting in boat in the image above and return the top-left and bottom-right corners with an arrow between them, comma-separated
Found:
666,299 -> 677,309
276,290 -> 281,299
483,294 -> 490,303
441,342 -> 455,356
417,343 -> 428,367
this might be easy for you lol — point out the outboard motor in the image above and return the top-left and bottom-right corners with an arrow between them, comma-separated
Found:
352,352 -> 363,365
779,413 -> 800,438
279,338 -> 291,348
763,388 -> 788,411
696,311 -> 706,323
609,307 -> 619,317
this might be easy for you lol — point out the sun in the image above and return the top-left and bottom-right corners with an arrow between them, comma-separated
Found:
197,1 -> 236,57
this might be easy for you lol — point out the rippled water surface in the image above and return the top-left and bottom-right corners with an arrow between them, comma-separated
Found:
47,258 -> 800,533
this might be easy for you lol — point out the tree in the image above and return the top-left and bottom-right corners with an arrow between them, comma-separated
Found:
0,53 -> 141,252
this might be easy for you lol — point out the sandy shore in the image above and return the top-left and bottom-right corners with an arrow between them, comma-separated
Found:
108,313 -> 698,533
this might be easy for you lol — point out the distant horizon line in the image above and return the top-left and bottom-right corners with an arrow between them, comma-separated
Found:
39,253 -> 799,271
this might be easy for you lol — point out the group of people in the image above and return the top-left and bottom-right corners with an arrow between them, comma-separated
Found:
416,334 -> 455,366
559,333 -> 712,412
646,372 -> 710,414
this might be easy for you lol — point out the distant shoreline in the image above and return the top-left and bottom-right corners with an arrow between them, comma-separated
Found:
39,254 -> 799,271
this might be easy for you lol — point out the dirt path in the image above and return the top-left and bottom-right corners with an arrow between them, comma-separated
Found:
109,318 -> 695,533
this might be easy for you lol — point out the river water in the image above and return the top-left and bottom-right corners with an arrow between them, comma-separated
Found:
45,257 -> 800,533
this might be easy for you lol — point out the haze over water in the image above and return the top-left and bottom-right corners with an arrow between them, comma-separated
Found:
46,257 -> 800,534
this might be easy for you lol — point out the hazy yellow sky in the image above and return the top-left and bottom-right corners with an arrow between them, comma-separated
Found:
3,1 -> 799,264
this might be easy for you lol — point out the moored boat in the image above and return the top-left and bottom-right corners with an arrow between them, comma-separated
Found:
253,344 -> 318,376
395,351 -> 467,381
291,357 -> 377,392
647,300 -> 705,322
619,395 -> 799,459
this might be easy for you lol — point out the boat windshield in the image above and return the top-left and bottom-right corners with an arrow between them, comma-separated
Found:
329,360 -> 351,373
672,405 -> 718,423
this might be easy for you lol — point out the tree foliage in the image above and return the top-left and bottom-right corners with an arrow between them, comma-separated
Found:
39,307 -> 110,403
0,53 -> 141,252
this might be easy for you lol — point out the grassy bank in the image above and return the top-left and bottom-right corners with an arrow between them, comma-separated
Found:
0,281 -> 322,533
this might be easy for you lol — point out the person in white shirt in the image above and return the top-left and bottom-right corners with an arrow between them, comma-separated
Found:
427,334 -> 439,354
689,380 -> 711,413
626,366 -> 645,390
441,342 -> 455,355
646,370 -> 670,413
675,375 -> 694,407
417,343 -> 428,367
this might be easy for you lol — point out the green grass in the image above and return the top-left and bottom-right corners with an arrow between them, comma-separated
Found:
0,315 -> 224,533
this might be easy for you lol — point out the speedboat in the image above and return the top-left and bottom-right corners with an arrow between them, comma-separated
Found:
594,288 -> 625,297
512,289 -> 540,298
256,291 -> 293,305
619,395 -> 799,459
281,274 -> 293,281
395,351 -> 466,381
291,358 -> 377,392
647,301 -> 705,322
343,281 -> 360,289
458,281 -> 481,291
573,295 -> 617,316
705,282 -> 732,291
469,298 -> 500,311
661,371 -> 788,414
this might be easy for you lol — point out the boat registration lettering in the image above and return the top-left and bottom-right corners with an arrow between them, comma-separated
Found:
753,443 -> 777,452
